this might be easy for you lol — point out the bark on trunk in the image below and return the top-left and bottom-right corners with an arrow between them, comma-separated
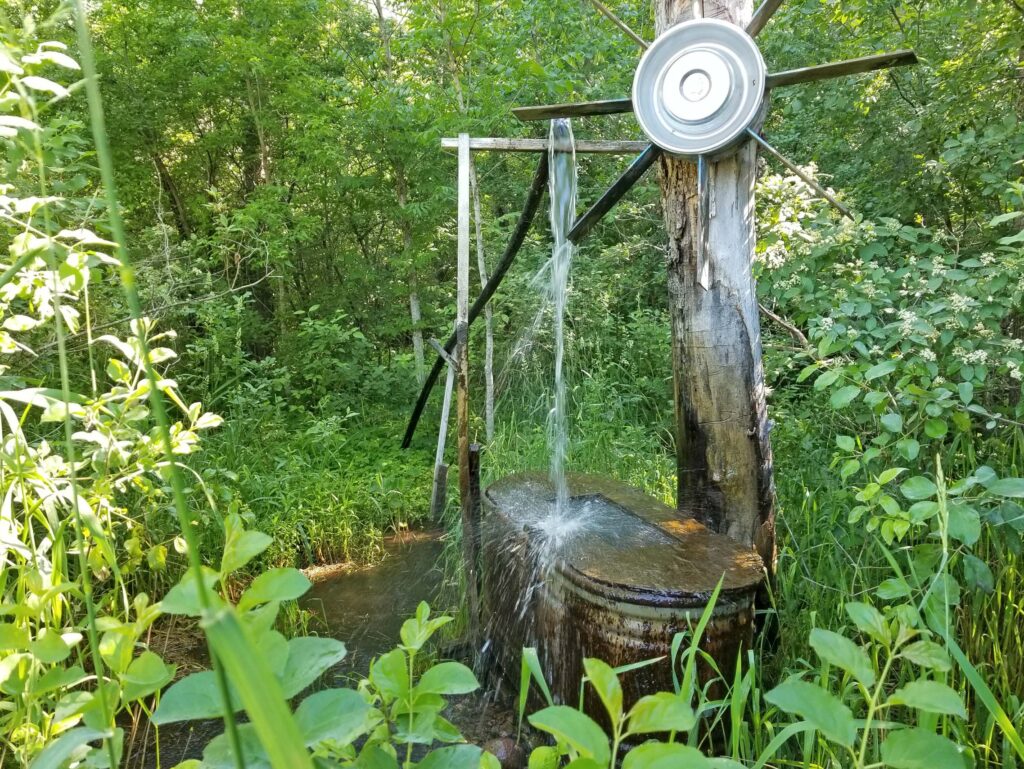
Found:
655,0 -> 776,575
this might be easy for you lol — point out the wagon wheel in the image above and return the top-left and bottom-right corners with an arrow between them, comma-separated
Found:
512,0 -> 919,243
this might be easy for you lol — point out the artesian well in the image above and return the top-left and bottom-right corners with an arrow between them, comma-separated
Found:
481,472 -> 764,719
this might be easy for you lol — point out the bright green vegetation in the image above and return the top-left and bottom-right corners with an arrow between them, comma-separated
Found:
2,0 -> 1024,768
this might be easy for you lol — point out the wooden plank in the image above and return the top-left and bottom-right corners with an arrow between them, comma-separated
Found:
455,133 -> 480,636
512,98 -> 634,123
746,129 -> 853,220
746,0 -> 784,37
766,50 -> 918,89
429,335 -> 456,519
588,0 -> 649,49
440,137 -> 647,154
429,463 -> 448,519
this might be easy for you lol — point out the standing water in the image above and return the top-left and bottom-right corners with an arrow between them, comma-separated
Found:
547,118 -> 577,516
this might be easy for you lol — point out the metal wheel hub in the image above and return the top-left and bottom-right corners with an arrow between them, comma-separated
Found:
633,18 -> 766,159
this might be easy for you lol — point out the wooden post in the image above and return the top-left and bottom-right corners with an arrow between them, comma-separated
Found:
655,0 -> 776,576
430,336 -> 456,519
456,133 -> 481,633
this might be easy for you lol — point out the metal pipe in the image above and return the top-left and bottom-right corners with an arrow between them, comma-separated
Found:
746,129 -> 854,220
401,154 -> 550,448
567,144 -> 661,244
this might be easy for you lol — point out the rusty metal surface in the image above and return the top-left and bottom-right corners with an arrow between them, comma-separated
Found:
481,473 -> 762,721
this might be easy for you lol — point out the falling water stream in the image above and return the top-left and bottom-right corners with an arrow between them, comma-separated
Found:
547,118 -> 577,517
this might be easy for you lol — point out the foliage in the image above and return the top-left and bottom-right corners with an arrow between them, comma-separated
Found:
2,0 -> 1024,767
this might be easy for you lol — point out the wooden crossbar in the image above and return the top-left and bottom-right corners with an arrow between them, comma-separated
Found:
440,137 -> 648,154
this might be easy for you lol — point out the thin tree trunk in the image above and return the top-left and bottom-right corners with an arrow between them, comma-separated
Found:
151,153 -> 191,239
654,0 -> 776,575
374,0 -> 426,385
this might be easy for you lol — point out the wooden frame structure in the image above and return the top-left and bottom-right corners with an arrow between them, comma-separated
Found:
438,133 -> 648,636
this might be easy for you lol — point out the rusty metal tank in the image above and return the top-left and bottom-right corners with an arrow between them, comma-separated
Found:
480,472 -> 763,718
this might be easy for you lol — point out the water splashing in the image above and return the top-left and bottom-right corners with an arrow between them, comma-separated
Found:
547,118 -> 577,516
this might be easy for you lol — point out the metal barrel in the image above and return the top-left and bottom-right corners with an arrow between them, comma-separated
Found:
480,473 -> 764,725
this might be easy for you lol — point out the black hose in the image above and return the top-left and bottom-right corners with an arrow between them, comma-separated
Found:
401,153 -> 550,449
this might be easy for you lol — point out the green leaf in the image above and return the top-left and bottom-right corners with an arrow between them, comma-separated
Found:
809,629 -> 875,686
152,671 -> 236,724
872,581 -> 913,606
528,706 -> 610,765
844,602 -> 890,645
898,438 -> 921,461
29,629 -> 71,664
880,413 -> 904,433
765,678 -> 856,747
963,554 -> 994,593
900,476 -> 937,501
878,467 -> 907,485
161,567 -> 220,616
865,360 -> 897,380
814,370 -> 841,390
836,435 -> 856,452
957,381 -> 974,405
901,640 -> 952,672
622,742 -> 710,769
830,385 -> 861,409
881,729 -> 966,769
221,514 -> 273,575
417,746 -> 483,769
29,726 -> 110,769
239,568 -> 312,611
988,478 -> 1024,498
202,724 -> 270,769
294,688 -> 373,746
948,503 -> 981,546
121,651 -> 175,703
889,681 -> 966,718
626,692 -> 696,735
370,648 -> 410,700
583,658 -> 622,725
356,744 -> 400,769
924,419 -> 948,439
281,637 -> 347,698
418,661 -> 479,695
527,747 -> 561,769
0,624 -> 29,651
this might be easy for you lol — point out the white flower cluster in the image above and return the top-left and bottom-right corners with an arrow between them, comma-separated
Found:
820,316 -> 835,331
949,293 -> 971,312
954,347 -> 989,365
898,309 -> 917,335
980,252 -> 997,266
919,348 -> 937,362
1010,361 -> 1023,381
762,242 -> 788,269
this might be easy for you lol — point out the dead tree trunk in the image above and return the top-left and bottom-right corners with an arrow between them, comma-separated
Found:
655,0 -> 776,575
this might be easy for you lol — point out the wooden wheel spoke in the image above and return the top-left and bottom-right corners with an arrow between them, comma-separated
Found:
512,98 -> 634,122
766,50 -> 918,89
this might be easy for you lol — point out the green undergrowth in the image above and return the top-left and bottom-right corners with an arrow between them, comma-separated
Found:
196,409 -> 435,569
